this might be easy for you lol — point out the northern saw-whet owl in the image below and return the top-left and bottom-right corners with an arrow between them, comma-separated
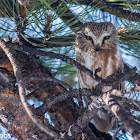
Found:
75,22 -> 124,132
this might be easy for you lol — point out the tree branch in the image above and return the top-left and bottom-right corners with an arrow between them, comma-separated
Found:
14,28 -> 140,49
50,1 -> 83,32
125,86 -> 140,93
61,100 -> 101,139
101,90 -> 140,140
1,39 -> 139,88
0,39 -> 59,139
112,125 -> 125,140
0,38 -> 140,140
77,0 -> 140,22
35,88 -> 92,116
16,35 -> 75,48
118,29 -> 140,41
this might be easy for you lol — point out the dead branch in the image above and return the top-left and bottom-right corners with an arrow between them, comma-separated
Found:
1,40 -> 138,88
0,39 -> 59,139
61,100 -> 101,139
124,63 -> 140,86
35,88 -> 92,116
25,75 -> 73,90
0,38 -> 139,140
101,90 -> 140,140
77,0 -> 140,22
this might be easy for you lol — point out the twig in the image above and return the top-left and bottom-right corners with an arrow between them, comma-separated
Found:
116,95 -> 140,111
36,88 -> 92,116
61,100 -> 101,139
127,97 -> 140,110
130,115 -> 140,124
124,63 -> 140,86
118,30 -> 140,41
125,86 -> 140,93
0,39 -> 59,138
112,125 -> 125,140
25,75 -> 72,90
25,35 -> 75,48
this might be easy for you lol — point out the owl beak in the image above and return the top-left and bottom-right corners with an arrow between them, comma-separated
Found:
95,44 -> 100,51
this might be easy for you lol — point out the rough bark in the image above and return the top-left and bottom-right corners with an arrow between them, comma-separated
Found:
0,38 -> 139,139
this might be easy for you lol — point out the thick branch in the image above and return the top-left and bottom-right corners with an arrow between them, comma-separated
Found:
77,0 -> 140,22
0,38 -> 140,140
35,88 -> 92,116
61,101 -> 101,139
0,39 -> 59,139
101,90 -> 140,140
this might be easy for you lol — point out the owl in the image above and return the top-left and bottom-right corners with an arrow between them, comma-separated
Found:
75,22 -> 124,133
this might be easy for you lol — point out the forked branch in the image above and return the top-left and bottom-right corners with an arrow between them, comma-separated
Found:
0,39 -> 59,139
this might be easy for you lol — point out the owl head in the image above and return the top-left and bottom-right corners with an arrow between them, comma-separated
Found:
75,22 -> 119,52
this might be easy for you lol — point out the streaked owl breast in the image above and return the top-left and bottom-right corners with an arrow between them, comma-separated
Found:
76,47 -> 123,92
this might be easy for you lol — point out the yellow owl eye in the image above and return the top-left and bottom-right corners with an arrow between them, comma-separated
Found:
86,36 -> 92,40
104,36 -> 110,40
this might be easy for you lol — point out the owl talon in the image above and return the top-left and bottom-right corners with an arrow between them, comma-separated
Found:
90,86 -> 93,91
90,86 -> 96,91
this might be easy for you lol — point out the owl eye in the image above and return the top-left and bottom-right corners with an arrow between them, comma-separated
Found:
86,36 -> 92,40
104,36 -> 110,40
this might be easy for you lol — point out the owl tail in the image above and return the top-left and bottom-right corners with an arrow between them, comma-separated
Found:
92,107 -> 117,133
84,96 -> 117,132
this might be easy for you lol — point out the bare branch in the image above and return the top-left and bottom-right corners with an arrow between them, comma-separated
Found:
1,41 -> 138,88
0,39 -> 59,139
124,63 -> 140,86
61,101 -> 101,139
35,88 -> 92,116
112,125 -> 125,140
77,0 -> 140,22
25,75 -> 72,90
0,38 -> 140,140
101,90 -> 140,140
125,86 -> 140,93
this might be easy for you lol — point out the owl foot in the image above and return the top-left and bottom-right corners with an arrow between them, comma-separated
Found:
90,86 -> 96,91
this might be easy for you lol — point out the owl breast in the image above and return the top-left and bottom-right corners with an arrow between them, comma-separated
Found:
76,48 -> 123,92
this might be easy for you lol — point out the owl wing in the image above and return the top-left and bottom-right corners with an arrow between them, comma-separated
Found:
93,65 -> 125,133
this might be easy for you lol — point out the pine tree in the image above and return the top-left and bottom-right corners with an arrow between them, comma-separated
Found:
0,0 -> 139,139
